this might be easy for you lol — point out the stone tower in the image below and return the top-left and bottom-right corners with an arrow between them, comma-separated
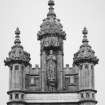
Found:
37,0 -> 66,92
73,27 -> 99,105
4,28 -> 31,105
4,0 -> 99,105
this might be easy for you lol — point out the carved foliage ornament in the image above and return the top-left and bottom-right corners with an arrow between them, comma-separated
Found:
41,37 -> 60,47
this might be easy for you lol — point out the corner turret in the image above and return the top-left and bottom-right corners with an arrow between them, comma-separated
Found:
4,28 -> 31,105
73,27 -> 99,105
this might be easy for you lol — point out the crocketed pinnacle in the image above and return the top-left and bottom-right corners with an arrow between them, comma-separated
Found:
37,0 -> 66,40
82,27 -> 89,45
4,27 -> 31,66
47,0 -> 56,18
73,27 -> 99,65
14,27 -> 21,45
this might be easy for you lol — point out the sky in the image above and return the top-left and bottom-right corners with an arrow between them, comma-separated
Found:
0,0 -> 105,105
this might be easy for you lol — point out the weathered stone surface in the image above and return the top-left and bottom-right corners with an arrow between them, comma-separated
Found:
4,1 -> 99,105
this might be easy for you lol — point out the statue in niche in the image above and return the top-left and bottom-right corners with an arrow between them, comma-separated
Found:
47,50 -> 57,91
47,59 -> 56,81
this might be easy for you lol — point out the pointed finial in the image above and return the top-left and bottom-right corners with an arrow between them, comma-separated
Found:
82,27 -> 89,44
15,27 -> 20,35
14,27 -> 21,44
47,0 -> 56,18
48,0 -> 55,6
82,27 -> 88,35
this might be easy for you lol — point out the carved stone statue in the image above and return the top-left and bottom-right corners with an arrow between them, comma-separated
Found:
47,59 -> 56,81
46,50 -> 57,91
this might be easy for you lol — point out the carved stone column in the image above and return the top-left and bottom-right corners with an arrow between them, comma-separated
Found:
41,51 -> 47,92
57,51 -> 64,91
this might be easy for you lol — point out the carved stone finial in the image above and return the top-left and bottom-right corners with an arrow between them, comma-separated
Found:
15,27 -> 20,35
48,0 -> 55,6
37,0 -> 66,40
82,27 -> 88,35
47,0 -> 56,18
82,27 -> 89,44
14,27 -> 21,44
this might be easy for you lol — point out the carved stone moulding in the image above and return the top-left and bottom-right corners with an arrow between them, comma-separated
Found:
73,57 -> 99,65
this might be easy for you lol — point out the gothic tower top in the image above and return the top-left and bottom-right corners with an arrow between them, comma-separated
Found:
37,0 -> 66,40
4,27 -> 31,66
73,27 -> 99,65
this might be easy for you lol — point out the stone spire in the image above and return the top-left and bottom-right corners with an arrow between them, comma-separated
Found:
14,27 -> 21,45
73,27 -> 99,65
47,0 -> 56,18
82,27 -> 89,45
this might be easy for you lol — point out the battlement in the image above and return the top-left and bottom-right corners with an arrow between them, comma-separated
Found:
30,64 -> 40,75
63,64 -> 79,92
64,64 -> 78,74
64,64 -> 72,74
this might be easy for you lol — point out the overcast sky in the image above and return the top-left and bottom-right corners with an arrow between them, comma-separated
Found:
0,0 -> 105,105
